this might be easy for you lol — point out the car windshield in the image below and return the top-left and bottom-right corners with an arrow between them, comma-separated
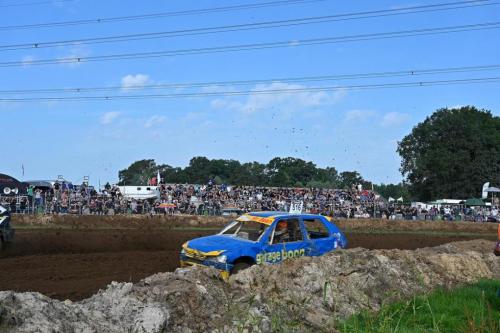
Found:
218,220 -> 268,241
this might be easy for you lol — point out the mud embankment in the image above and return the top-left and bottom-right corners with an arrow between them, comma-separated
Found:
0,240 -> 498,333
12,214 -> 498,235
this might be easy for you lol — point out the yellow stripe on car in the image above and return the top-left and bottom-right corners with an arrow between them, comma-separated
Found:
182,242 -> 225,259
236,213 -> 275,225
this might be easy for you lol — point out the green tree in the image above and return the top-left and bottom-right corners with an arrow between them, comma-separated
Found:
309,167 -> 340,188
118,159 -> 157,185
338,171 -> 366,189
239,162 -> 268,185
374,183 -> 409,201
118,156 -> 373,189
266,157 -> 318,187
158,164 -> 184,183
397,106 -> 500,201
183,156 -> 212,183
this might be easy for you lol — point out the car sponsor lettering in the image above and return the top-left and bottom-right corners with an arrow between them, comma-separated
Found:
256,248 -> 305,264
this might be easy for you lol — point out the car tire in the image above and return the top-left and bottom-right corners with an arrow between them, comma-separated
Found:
231,262 -> 251,275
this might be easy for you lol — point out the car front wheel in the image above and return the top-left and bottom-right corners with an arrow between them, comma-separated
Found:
231,262 -> 251,274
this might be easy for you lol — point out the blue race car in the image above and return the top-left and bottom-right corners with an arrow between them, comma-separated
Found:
180,211 -> 347,279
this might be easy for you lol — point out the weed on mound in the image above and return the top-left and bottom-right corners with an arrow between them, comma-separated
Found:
341,279 -> 500,333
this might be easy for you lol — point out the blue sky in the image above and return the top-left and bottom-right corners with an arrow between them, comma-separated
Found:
2,0 -> 499,186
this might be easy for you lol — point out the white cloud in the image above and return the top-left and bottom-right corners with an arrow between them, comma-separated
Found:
344,109 -> 375,122
210,82 -> 345,115
201,85 -> 237,93
21,55 -> 35,67
121,74 -> 151,90
210,98 -> 243,111
56,44 -> 91,68
144,115 -> 166,128
447,104 -> 465,110
100,111 -> 120,125
381,112 -> 410,126
181,112 -> 206,123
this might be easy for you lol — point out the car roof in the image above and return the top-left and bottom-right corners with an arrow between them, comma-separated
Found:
236,211 -> 329,225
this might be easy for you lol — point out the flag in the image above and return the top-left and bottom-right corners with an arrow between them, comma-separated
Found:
157,170 -> 161,185
21,164 -> 24,177
482,182 -> 490,199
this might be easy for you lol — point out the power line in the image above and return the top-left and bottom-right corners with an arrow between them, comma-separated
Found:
2,64 -> 500,94
2,21 -> 500,68
0,0 -> 74,8
1,0 -> 497,52
0,0 -> 324,30
1,77 -> 499,102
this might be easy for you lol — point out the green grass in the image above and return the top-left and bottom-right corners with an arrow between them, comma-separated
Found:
340,280 -> 500,333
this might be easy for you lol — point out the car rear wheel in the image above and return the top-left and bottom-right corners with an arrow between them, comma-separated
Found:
231,262 -> 251,275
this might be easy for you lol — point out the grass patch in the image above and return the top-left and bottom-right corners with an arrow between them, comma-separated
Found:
340,279 -> 500,333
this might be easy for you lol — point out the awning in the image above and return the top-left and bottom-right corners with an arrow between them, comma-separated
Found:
463,198 -> 486,206
25,180 -> 53,188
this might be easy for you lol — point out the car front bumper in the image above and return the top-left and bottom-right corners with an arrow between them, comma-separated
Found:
180,254 -> 233,280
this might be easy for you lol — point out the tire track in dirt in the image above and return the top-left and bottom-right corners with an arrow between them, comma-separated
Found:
0,228 -> 494,300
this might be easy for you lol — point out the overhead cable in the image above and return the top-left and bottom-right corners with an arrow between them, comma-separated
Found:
1,64 -> 500,94
1,77 -> 499,102
0,0 -> 497,51
0,0 -> 325,29
2,21 -> 499,68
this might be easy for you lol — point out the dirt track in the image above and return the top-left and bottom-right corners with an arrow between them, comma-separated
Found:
0,226 -> 496,301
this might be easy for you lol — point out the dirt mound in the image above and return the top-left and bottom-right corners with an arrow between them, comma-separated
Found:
0,240 -> 498,333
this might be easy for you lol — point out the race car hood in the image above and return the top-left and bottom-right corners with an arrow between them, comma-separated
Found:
185,234 -> 253,254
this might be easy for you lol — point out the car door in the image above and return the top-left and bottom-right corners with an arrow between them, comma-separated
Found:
262,217 -> 309,264
302,217 -> 336,256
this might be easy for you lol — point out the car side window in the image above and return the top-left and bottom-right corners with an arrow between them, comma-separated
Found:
271,218 -> 303,244
304,219 -> 330,239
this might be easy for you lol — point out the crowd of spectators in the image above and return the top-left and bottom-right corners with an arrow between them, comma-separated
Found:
394,204 -> 499,222
158,183 -> 382,218
0,181 -> 384,218
1,181 -> 498,221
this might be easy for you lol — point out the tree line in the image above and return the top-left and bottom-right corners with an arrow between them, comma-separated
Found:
120,157 -> 363,188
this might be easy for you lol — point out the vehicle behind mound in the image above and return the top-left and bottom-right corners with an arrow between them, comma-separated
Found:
180,211 -> 347,278
0,205 -> 14,249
